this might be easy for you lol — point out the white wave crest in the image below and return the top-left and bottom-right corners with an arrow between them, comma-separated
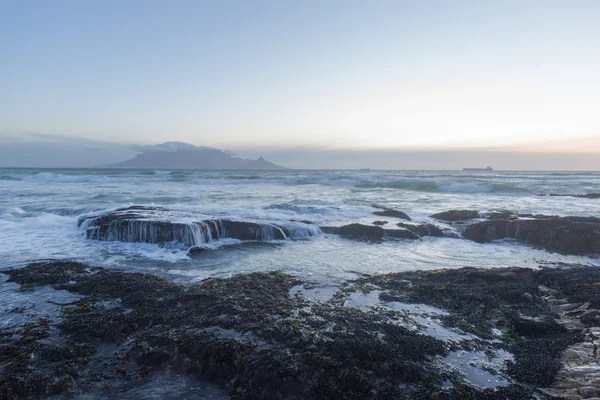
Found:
22,172 -> 141,184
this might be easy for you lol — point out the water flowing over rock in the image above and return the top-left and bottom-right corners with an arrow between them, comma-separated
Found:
321,224 -> 419,240
462,216 -> 600,256
396,222 -> 445,238
78,206 -> 320,248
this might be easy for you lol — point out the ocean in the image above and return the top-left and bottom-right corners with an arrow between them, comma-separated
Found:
1,168 -> 599,284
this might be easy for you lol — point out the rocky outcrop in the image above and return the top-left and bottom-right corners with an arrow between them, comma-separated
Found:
462,216 -> 600,256
323,222 -> 446,240
321,224 -> 419,240
482,210 -> 522,220
372,209 -> 411,221
78,206 -> 320,248
78,207 -> 600,256
4,261 -> 600,399
430,209 -> 480,221
396,223 -> 445,238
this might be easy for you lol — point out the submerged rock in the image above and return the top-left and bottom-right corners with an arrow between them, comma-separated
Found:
430,210 -> 480,221
462,216 -> 600,256
372,220 -> 388,226
321,224 -> 419,240
397,222 -> 445,238
187,246 -> 211,257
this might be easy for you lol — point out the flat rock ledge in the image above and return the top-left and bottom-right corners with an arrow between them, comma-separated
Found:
462,216 -> 600,256
2,261 -> 600,399
78,206 -> 320,248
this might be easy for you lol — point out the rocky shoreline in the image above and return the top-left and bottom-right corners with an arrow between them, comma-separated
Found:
77,206 -> 600,258
2,261 -> 600,399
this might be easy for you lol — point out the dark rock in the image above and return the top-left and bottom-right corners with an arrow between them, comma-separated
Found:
321,224 -> 419,240
580,311 -> 600,326
3,261 -> 452,399
535,266 -> 600,309
397,223 -> 445,238
506,333 -> 582,387
7,261 -> 92,286
462,216 -> 600,256
483,210 -> 520,220
6,261 -> 599,398
219,220 -> 286,241
521,292 -> 534,303
508,315 -> 567,338
360,265 -> 597,388
372,209 -> 411,220
372,220 -> 388,226
580,386 -> 600,397
187,246 -> 211,257
430,210 -> 480,221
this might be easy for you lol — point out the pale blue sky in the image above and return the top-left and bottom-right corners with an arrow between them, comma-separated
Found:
1,0 -> 599,150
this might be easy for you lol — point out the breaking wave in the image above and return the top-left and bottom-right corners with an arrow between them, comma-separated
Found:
355,179 -> 530,194
21,172 -> 142,184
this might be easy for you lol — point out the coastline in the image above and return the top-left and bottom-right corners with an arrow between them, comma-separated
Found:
2,261 -> 599,399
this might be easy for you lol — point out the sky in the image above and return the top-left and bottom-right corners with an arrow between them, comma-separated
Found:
1,0 -> 599,168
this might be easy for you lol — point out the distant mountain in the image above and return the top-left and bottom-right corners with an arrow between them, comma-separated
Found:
112,142 -> 285,170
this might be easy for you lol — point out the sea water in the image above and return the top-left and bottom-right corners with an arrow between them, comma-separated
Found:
0,168 -> 599,284
1,168 -> 599,397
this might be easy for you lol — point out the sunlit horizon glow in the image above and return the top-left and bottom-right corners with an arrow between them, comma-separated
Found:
1,1 -> 599,153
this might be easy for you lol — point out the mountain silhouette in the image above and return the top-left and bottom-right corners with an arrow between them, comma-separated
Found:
113,142 -> 285,169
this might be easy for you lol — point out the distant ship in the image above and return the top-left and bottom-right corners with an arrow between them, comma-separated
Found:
463,166 -> 493,171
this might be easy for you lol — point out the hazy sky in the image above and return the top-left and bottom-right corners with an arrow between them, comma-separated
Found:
1,0 -> 599,152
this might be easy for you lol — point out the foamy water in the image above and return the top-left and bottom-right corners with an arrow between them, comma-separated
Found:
0,168 -> 599,283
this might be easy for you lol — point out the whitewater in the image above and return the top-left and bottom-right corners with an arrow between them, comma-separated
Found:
1,168 -> 599,284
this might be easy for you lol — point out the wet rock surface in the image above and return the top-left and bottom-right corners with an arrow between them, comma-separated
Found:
462,216 -> 600,256
431,210 -> 480,222
2,262 -> 600,399
78,206 -> 599,259
321,224 -> 419,240
372,208 -> 412,221
187,246 -> 212,257
78,206 -> 320,247
396,222 -> 445,238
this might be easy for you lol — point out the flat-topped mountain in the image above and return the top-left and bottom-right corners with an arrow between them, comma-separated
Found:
112,142 -> 285,169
